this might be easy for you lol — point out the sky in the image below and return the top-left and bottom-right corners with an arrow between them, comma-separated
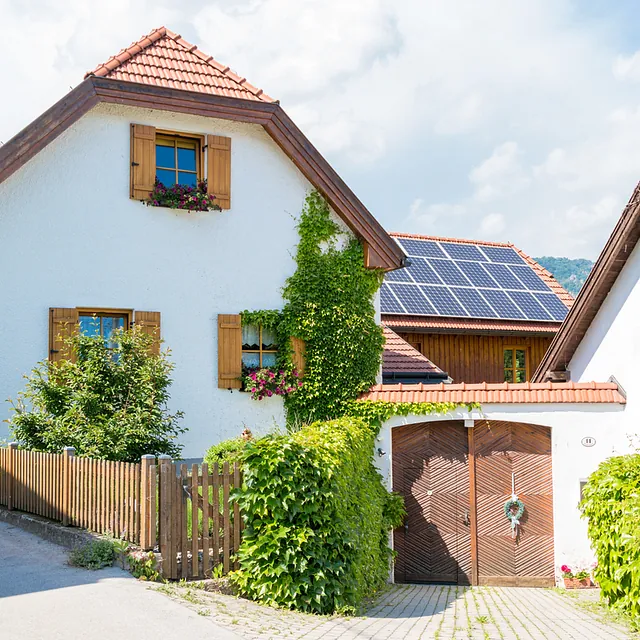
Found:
2,0 -> 640,260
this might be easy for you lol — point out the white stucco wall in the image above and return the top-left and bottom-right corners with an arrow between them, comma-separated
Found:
374,401 -> 630,579
0,102 -> 355,457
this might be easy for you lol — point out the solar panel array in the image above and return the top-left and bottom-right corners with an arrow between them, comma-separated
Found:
382,238 -> 569,322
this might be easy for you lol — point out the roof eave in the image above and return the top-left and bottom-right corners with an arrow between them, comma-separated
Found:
0,76 -> 404,271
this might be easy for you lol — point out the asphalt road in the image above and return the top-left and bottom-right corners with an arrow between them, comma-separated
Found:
0,520 -> 243,640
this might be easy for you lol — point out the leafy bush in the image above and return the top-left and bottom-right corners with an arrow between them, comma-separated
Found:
69,539 -> 115,570
231,416 -> 405,614
581,454 -> 640,623
8,327 -> 185,462
204,438 -> 248,467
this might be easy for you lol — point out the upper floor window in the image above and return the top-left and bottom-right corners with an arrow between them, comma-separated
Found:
79,310 -> 130,349
241,324 -> 278,368
155,134 -> 202,187
504,347 -> 527,383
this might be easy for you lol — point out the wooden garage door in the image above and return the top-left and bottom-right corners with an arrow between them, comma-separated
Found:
392,421 -> 471,584
474,421 -> 554,587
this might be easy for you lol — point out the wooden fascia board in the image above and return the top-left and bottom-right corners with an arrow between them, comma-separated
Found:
0,79 -> 99,184
0,75 -> 404,270
532,185 -> 640,381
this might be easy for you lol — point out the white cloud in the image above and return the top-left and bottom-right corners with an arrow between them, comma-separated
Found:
0,1 -> 639,257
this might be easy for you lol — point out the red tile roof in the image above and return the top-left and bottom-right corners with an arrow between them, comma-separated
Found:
390,232 -> 574,309
382,326 -> 444,374
360,381 -> 625,404
382,315 -> 562,334
85,27 -> 275,103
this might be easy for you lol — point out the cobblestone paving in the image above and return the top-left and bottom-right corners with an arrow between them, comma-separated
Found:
155,583 -> 635,639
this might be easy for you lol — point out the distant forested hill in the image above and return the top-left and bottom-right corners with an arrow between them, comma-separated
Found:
535,256 -> 594,297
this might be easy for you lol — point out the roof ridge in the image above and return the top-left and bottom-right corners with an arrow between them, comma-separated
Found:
390,231 -> 513,248
85,26 -> 275,103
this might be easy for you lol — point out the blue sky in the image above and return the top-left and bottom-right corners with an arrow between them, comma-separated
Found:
2,0 -> 640,259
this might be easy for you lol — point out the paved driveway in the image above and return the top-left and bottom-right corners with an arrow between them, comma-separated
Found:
155,579 -> 635,640
0,521 -> 241,640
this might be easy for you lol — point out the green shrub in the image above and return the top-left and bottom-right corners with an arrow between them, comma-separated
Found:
581,454 -> 640,623
8,327 -> 185,462
204,438 -> 247,467
69,539 -> 115,570
231,416 -> 405,614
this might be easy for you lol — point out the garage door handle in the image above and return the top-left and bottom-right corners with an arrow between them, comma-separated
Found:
462,510 -> 470,526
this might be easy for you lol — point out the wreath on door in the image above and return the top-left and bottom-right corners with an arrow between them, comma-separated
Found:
504,496 -> 525,538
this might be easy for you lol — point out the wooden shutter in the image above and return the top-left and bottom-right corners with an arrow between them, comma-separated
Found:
134,311 -> 161,355
49,308 -> 79,363
291,337 -> 306,376
130,124 -> 156,200
218,314 -> 242,389
207,135 -> 231,209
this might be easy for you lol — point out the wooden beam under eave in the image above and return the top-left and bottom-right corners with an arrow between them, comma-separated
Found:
364,241 -> 392,269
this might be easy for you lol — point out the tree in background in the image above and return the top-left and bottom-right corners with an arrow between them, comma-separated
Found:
7,328 -> 185,461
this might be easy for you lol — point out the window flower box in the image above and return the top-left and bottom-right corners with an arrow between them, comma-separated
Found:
145,179 -> 221,212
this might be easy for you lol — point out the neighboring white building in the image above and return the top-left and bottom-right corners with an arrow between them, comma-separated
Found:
0,27 -> 404,457
362,185 -> 639,587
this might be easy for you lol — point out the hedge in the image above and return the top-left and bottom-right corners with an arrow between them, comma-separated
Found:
581,454 -> 640,623
231,417 -> 405,614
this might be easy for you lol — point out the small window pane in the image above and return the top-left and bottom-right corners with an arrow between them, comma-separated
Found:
79,315 -> 100,337
515,349 -> 526,369
103,316 -> 125,343
177,147 -> 197,172
242,325 -> 260,350
504,349 -> 513,369
156,169 -> 176,187
262,352 -> 277,367
261,326 -> 277,350
177,172 -> 197,187
504,369 -> 514,383
242,352 -> 260,368
515,369 -> 526,383
156,144 -> 175,169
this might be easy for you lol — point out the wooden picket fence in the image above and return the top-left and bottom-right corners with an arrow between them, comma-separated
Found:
158,460 -> 242,580
0,445 -> 242,580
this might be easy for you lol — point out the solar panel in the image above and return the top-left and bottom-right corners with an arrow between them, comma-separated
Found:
384,267 -> 414,283
388,283 -> 437,315
481,246 -> 526,264
420,285 -> 469,316
451,287 -> 498,318
533,293 -> 569,321
508,265 -> 550,292
396,238 -> 447,259
507,291 -> 553,321
380,283 -> 405,313
440,242 -> 488,261
456,260 -> 499,288
428,259 -> 472,286
405,257 -> 443,285
480,289 -> 526,319
483,263 -> 526,290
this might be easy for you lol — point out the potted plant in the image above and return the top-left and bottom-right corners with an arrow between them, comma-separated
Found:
560,564 -> 593,588
241,366 -> 303,401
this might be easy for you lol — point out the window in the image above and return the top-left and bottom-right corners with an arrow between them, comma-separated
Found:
241,324 -> 278,369
504,347 -> 528,382
78,310 -> 130,349
155,134 -> 201,187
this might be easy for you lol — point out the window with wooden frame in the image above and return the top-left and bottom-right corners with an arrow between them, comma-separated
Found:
130,124 -> 231,208
49,308 -> 161,362
241,324 -> 278,369
155,133 -> 203,188
503,346 -> 528,383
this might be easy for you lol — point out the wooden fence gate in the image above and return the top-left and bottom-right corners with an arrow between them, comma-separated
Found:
158,460 -> 242,580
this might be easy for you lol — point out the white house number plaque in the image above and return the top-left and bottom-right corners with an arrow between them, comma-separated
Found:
581,437 -> 596,447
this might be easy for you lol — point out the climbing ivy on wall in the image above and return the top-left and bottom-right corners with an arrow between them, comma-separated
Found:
279,191 -> 385,424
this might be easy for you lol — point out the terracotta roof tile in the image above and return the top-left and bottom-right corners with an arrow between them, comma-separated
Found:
382,326 -> 444,374
85,27 -> 275,103
381,315 -> 562,334
359,381 -> 625,404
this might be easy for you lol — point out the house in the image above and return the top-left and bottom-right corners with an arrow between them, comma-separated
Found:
381,233 -> 573,384
0,27 -> 404,457
363,187 -> 639,587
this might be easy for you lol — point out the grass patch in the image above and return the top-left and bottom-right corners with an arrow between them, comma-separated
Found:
68,539 -> 114,570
